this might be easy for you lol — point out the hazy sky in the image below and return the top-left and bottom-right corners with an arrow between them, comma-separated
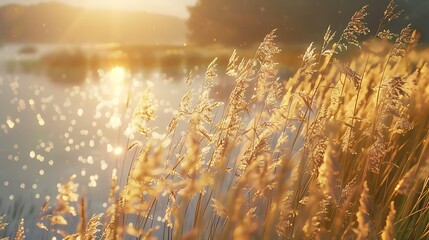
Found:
0,0 -> 198,18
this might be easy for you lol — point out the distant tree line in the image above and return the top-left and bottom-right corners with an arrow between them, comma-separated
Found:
187,0 -> 429,46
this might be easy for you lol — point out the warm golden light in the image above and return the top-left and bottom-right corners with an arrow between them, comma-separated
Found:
113,146 -> 123,156
108,66 -> 127,84
105,66 -> 129,98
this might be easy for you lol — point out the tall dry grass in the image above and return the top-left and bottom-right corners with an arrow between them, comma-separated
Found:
1,1 -> 429,239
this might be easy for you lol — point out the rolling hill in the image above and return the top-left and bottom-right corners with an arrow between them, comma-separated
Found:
0,3 -> 186,44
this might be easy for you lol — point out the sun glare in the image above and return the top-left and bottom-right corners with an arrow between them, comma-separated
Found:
108,66 -> 127,84
105,66 -> 129,98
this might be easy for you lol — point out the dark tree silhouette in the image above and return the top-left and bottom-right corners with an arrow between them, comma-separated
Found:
187,0 -> 428,46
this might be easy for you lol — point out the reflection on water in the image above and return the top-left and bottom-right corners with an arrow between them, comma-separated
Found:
43,49 -> 88,85
0,59 -> 189,237
4,45 -> 208,86
46,66 -> 87,85
2,44 -> 297,87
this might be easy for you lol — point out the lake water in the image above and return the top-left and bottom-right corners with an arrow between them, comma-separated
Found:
0,44 -> 195,238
